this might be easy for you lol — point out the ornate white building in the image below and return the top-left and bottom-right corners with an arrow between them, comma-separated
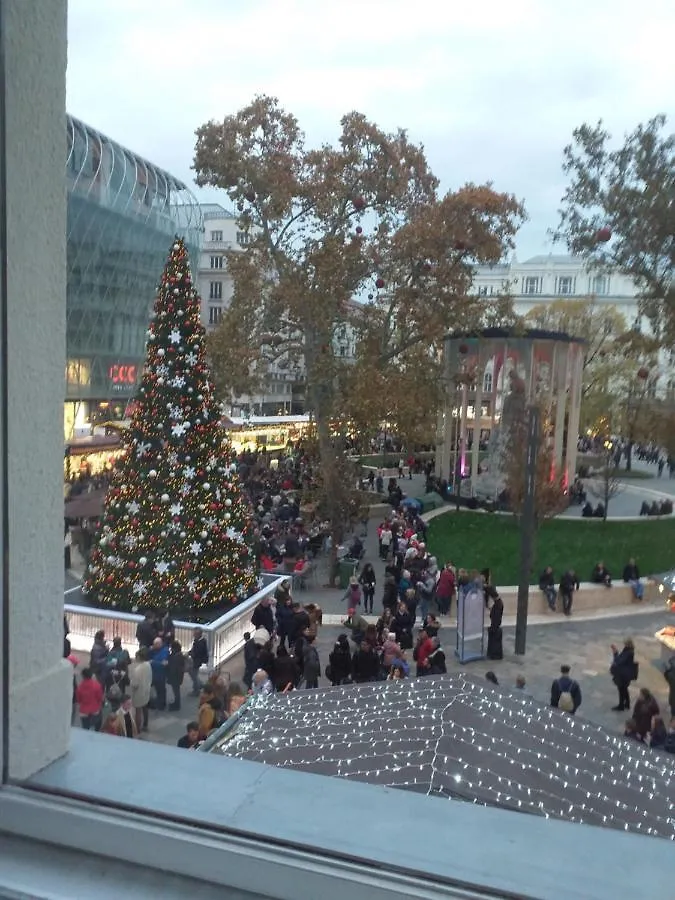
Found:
474,253 -> 643,328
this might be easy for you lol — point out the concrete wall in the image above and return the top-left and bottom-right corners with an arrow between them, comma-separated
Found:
3,0 -> 72,778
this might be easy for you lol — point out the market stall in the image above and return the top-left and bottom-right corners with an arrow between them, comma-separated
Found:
650,569 -> 675,662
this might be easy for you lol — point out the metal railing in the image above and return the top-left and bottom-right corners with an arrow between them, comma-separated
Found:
64,573 -> 285,670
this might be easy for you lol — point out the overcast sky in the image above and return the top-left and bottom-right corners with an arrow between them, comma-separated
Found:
67,0 -> 675,259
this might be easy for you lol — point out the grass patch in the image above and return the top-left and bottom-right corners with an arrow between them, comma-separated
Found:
426,511 -> 675,585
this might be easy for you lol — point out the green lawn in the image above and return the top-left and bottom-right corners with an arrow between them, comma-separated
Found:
426,511 -> 675,585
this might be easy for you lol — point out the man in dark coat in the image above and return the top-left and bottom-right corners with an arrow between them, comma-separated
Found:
251,596 -> 275,635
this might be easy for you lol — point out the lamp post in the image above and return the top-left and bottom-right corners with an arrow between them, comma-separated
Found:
515,404 -> 540,657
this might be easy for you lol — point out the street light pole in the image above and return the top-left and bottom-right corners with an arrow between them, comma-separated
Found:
515,404 -> 540,656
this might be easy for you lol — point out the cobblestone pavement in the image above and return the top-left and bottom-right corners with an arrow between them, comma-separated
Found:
74,608 -> 671,749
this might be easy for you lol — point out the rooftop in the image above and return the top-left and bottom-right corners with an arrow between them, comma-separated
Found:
209,674 -> 674,842
201,202 -> 237,220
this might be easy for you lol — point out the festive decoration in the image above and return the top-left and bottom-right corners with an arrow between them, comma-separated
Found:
375,277 -> 385,289
353,195 -> 366,210
83,237 -> 257,616
637,366 -> 649,380
595,227 -> 612,243
355,226 -> 363,235
458,343 -> 469,355
212,674 -> 675,841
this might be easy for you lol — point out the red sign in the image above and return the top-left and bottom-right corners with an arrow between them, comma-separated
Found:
109,364 -> 137,386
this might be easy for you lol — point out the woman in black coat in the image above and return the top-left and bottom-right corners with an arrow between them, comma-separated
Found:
393,602 -> 414,650
486,589 -> 503,661
351,642 -> 381,683
328,635 -> 352,686
610,638 -> 635,711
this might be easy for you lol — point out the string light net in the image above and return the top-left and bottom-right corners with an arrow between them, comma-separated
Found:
212,674 -> 675,841
83,237 -> 257,617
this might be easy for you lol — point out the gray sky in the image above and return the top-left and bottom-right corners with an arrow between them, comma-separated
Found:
67,0 -> 675,258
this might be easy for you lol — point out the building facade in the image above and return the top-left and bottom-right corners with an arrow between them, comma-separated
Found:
198,203 -> 357,415
474,253 -> 643,327
65,116 -> 202,439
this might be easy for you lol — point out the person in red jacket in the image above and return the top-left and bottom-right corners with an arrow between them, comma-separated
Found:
414,630 -> 435,677
436,563 -> 456,615
75,667 -> 104,731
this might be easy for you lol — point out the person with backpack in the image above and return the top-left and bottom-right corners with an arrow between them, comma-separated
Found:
550,664 -> 582,714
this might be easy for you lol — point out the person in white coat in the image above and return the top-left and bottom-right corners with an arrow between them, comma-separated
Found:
129,648 -> 152,734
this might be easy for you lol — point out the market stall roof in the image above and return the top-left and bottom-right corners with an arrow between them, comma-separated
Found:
64,488 -> 106,520
209,674 -> 675,841
649,570 -> 675,591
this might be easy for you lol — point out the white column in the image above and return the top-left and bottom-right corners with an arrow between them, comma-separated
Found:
4,0 -> 72,779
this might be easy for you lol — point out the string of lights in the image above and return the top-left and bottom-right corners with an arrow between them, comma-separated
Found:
214,675 -> 675,840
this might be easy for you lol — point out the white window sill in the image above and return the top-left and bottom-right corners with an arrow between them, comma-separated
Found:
0,731 -> 673,900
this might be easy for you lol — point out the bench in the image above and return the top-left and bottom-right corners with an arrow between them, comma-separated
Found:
497,581 -> 648,617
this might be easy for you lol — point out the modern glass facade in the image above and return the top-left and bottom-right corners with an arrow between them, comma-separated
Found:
65,114 -> 202,436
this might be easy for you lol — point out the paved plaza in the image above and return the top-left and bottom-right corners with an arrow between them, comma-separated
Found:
70,607 -> 671,749
66,457 -> 675,749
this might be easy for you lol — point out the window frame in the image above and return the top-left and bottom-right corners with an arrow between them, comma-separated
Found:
209,229 -> 223,242
209,254 -> 223,269
523,276 -> 540,295
209,280 -> 222,300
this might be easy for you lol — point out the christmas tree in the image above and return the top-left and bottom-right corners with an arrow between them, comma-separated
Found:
83,237 -> 257,617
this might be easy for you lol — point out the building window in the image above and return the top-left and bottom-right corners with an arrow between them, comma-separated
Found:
210,230 -> 223,242
483,372 -> 493,393
236,231 -> 252,246
478,286 -> 488,297
591,275 -> 609,295
208,306 -> 223,325
556,276 -> 574,295
523,277 -> 540,295
209,282 -> 222,300
210,256 -> 223,269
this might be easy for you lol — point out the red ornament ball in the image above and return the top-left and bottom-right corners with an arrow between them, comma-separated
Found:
458,343 -> 469,355
375,277 -> 385,289
355,226 -> 363,235
637,366 -> 649,380
454,240 -> 467,252
353,195 -> 366,210
595,227 -> 612,243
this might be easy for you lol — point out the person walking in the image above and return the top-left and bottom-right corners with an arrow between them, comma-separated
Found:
610,638 -> 637,711
550,665 -> 582,714
302,633 -> 321,689
359,563 -> 376,615
559,570 -> 579,617
129,648 -> 152,733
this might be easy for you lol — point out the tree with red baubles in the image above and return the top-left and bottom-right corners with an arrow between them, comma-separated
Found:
595,227 -> 612,243
195,96 -> 524,580
83,238 -> 257,617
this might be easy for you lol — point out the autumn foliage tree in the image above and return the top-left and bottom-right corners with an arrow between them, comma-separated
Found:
556,115 -> 675,341
194,96 -> 525,560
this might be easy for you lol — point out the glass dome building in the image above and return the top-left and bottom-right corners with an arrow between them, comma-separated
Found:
65,114 -> 202,438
